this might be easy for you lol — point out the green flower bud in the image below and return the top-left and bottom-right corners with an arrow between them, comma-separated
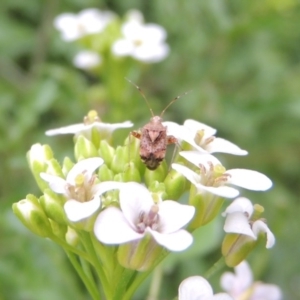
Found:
123,162 -> 141,182
98,139 -> 115,167
98,164 -> 115,181
50,219 -> 67,240
188,185 -> 224,230
65,226 -> 79,246
111,146 -> 128,174
12,194 -> 52,237
145,161 -> 167,186
164,168 -> 188,200
62,157 -> 75,177
40,189 -> 67,225
124,135 -> 145,172
117,235 -> 163,271
148,181 -> 167,200
222,233 -> 257,267
46,158 -> 64,177
74,135 -> 98,160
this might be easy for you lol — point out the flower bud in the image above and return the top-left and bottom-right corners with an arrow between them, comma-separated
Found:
124,135 -> 145,172
98,139 -> 115,167
111,146 -> 128,174
98,164 -> 115,181
222,233 -> 257,267
188,185 -> 224,230
74,135 -> 98,160
123,162 -> 141,182
148,181 -> 167,200
145,161 -> 167,186
50,219 -> 67,240
40,189 -> 67,225
117,235 -> 163,271
46,158 -> 64,177
164,168 -> 187,200
65,226 -> 79,246
12,194 -> 52,237
62,157 -> 75,177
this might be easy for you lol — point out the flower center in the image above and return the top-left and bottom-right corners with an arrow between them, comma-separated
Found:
194,130 -> 215,147
133,39 -> 143,47
66,172 -> 96,202
136,205 -> 159,233
198,162 -> 231,187
83,110 -> 101,125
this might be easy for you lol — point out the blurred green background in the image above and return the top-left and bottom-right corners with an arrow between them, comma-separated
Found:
1,0 -> 300,299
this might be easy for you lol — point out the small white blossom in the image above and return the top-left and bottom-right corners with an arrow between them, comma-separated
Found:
222,197 -> 275,248
220,261 -> 282,300
54,8 -> 116,41
164,119 -> 247,156
172,151 -> 272,199
112,10 -> 169,63
40,157 -> 121,222
94,182 -> 195,251
179,276 -> 233,300
45,110 -> 133,139
73,50 -> 102,69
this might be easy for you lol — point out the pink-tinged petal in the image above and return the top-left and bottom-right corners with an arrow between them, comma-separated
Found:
64,197 -> 100,222
92,181 -> 125,197
172,163 -> 201,186
225,169 -> 272,191
224,212 -> 256,239
149,228 -> 193,251
179,151 -> 221,168
119,182 -> 153,228
158,201 -> 195,234
222,197 -> 254,217
183,119 -> 217,137
40,173 -> 66,194
252,220 -> 275,248
179,276 -> 214,300
198,184 -> 239,198
45,123 -> 85,136
67,157 -> 103,184
251,282 -> 282,300
206,138 -> 248,156
94,207 -> 143,244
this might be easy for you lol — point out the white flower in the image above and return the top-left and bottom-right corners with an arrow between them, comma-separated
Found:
45,110 -> 133,139
222,197 -> 275,248
179,276 -> 233,300
220,261 -> 282,300
94,182 -> 195,251
73,50 -> 102,69
40,157 -> 121,222
172,151 -> 272,199
54,8 -> 116,41
112,11 -> 169,63
164,119 -> 247,156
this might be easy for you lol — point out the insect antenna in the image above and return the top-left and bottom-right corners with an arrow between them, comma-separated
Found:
125,77 -> 155,118
160,90 -> 192,118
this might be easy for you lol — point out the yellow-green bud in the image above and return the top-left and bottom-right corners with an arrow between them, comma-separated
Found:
148,181 -> 167,200
98,139 -> 115,167
98,164 -> 115,181
12,194 -> 52,237
145,161 -> 167,186
117,235 -> 163,271
222,234 -> 257,267
111,146 -> 128,174
65,226 -> 79,246
50,219 -> 67,239
124,135 -> 145,172
74,136 -> 98,160
123,162 -> 141,182
62,157 -> 75,177
46,158 -> 64,177
164,168 -> 188,200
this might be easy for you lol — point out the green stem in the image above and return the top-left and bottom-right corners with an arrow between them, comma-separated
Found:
146,265 -> 163,300
204,256 -> 226,279
65,250 -> 100,300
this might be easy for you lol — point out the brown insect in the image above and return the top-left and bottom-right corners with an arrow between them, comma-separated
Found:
127,78 -> 188,170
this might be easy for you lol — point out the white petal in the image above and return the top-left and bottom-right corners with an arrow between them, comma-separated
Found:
172,163 -> 201,186
183,119 -> 217,137
222,197 -> 254,217
64,197 -> 100,222
226,169 -> 272,191
163,121 -> 184,140
252,220 -> 275,248
206,138 -> 248,156
212,294 -> 234,300
92,181 -> 125,197
119,182 -> 153,229
45,123 -> 85,136
179,276 -> 213,300
94,206 -> 143,244
133,43 -> 169,63
198,184 -> 239,198
251,282 -> 282,300
149,228 -> 193,251
73,51 -> 101,69
40,173 -> 66,194
223,212 -> 256,239
179,151 -> 221,168
66,157 -> 103,184
112,39 -> 134,56
143,24 -> 167,42
53,13 -> 80,41
158,201 -> 195,233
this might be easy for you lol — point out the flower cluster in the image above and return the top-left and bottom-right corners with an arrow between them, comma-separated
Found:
54,8 -> 169,69
13,110 -> 280,299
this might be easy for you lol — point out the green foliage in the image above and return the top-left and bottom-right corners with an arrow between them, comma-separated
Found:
1,0 -> 300,299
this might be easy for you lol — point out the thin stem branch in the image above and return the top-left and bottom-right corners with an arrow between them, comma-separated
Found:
204,256 -> 225,279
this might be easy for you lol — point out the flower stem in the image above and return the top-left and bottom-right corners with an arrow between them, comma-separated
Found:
146,265 -> 163,300
65,250 -> 100,300
204,256 -> 225,279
